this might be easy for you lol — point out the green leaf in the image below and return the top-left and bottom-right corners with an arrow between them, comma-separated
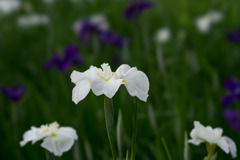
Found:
126,150 -> 129,160
204,152 -> 218,160
148,104 -> 157,131
84,139 -> 93,160
131,97 -> 138,160
209,152 -> 218,160
104,96 -> 117,160
184,131 -> 189,160
117,109 -> 124,159
161,137 -> 172,160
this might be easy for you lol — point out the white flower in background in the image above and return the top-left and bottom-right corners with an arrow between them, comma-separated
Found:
73,14 -> 109,34
0,0 -> 21,14
195,10 -> 222,34
115,64 -> 149,102
195,15 -> 210,33
20,122 -> 78,157
71,63 -> 150,104
208,10 -> 222,23
188,121 -> 237,158
17,14 -> 50,28
155,27 -> 171,44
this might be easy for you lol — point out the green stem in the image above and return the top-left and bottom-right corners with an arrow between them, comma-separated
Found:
204,143 -> 217,160
11,103 -> 20,140
130,97 -> 138,160
45,150 -> 60,160
104,96 -> 117,160
161,137 -> 172,160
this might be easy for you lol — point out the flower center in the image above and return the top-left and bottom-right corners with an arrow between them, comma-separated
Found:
41,125 -> 49,133
51,133 -> 57,137
41,122 -> 60,137
96,63 -> 113,81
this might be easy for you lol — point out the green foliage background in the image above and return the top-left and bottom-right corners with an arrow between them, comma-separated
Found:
0,0 -> 240,159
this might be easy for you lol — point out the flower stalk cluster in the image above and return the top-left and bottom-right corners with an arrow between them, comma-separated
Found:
71,63 -> 149,160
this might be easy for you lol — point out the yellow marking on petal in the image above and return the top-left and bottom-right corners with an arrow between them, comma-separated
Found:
51,133 -> 57,137
41,126 -> 49,133
122,80 -> 126,83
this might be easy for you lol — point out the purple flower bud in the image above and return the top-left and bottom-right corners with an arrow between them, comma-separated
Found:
99,31 -> 128,47
124,1 -> 155,19
222,77 -> 240,106
45,44 -> 84,72
224,77 -> 240,92
227,27 -> 240,42
1,83 -> 26,101
64,44 -> 84,64
79,21 -> 102,43
222,94 -> 237,107
224,108 -> 240,132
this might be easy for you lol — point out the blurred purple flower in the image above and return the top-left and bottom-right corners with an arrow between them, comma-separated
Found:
224,108 -> 240,132
227,27 -> 240,42
1,84 -> 26,101
124,1 -> 155,19
74,15 -> 109,43
222,77 -> 240,106
45,44 -> 84,72
99,31 -> 129,47
79,21 -> 102,43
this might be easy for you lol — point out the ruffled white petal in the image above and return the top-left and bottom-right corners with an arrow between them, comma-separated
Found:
72,79 -> 91,104
189,128 -> 197,138
224,136 -> 237,158
41,134 -> 75,156
70,70 -> 86,84
193,121 -> 216,144
213,128 -> 223,139
122,68 -> 149,102
188,139 -> 203,145
20,127 -> 48,146
41,127 -> 77,157
189,124 -> 205,145
84,66 -> 98,80
216,137 -> 229,154
57,127 -> 78,140
91,77 -> 123,98
115,64 -> 131,78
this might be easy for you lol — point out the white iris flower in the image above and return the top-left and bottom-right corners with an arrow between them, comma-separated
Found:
115,64 -> 149,102
20,122 -> 78,157
73,14 -> 109,35
71,63 -> 149,104
155,27 -> 171,44
0,0 -> 21,14
17,14 -> 50,28
195,10 -> 222,34
188,121 -> 237,158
